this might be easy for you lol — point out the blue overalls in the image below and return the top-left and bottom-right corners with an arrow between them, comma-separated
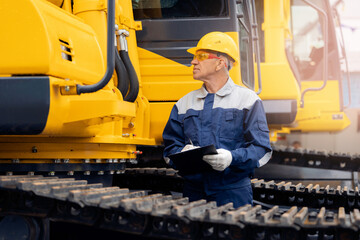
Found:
163,78 -> 272,208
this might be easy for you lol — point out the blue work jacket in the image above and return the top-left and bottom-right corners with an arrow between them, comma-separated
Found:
163,78 -> 272,194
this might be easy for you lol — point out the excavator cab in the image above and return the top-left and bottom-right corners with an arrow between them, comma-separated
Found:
254,0 -> 350,133
286,0 -> 351,132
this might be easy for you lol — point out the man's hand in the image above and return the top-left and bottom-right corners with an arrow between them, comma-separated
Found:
203,148 -> 232,171
163,157 -> 170,164
181,144 -> 200,152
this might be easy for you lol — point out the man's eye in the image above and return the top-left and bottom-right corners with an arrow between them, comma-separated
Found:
199,54 -> 207,60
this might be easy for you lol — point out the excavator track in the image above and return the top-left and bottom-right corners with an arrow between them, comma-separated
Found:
1,175 -> 360,239
137,145 -> 360,172
270,145 -> 357,171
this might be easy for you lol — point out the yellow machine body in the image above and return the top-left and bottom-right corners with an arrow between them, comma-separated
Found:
0,0 -> 104,83
258,0 -> 350,134
258,0 -> 300,101
0,0 -> 154,161
294,80 -> 350,131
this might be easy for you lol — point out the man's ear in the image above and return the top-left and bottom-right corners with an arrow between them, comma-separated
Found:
215,59 -> 225,71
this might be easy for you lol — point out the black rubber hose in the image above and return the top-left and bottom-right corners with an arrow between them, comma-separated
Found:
120,50 -> 139,102
115,48 -> 129,98
76,0 -> 115,94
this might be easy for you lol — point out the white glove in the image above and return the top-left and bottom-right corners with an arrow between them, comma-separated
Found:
181,144 -> 200,152
163,157 -> 170,164
203,148 -> 232,171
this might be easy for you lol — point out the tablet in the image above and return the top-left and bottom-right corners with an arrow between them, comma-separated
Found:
168,145 -> 217,175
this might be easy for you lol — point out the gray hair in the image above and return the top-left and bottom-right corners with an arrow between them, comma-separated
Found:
216,52 -> 234,71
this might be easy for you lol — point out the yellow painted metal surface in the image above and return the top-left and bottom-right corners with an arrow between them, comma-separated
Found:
73,0 -> 108,62
263,0 -> 288,63
258,63 -> 300,100
259,0 -> 300,102
292,80 -> 351,132
292,112 -> 350,132
44,77 -> 136,137
0,0 -> 105,85
139,46 -> 199,101
0,142 -> 137,159
149,102 -> 175,145
47,0 -> 63,7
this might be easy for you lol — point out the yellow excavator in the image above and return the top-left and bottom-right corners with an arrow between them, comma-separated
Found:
254,0 -> 351,136
0,0 -> 353,238
0,0 -> 153,176
252,0 -> 353,186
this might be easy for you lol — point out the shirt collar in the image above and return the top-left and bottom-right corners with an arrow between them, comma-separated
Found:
196,84 -> 209,99
196,77 -> 235,99
216,77 -> 235,97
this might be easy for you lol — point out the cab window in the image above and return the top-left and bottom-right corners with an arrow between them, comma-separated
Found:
133,0 -> 228,19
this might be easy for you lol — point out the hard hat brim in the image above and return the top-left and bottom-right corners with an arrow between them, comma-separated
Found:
187,47 -> 197,55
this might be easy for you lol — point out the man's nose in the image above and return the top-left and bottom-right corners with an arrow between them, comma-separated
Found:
191,58 -> 198,65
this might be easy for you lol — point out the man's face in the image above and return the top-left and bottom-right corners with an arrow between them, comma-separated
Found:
191,50 -> 221,80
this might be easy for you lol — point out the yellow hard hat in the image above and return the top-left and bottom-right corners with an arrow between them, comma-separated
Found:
187,32 -> 239,64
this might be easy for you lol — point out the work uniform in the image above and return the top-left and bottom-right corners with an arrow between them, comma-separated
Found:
163,78 -> 272,208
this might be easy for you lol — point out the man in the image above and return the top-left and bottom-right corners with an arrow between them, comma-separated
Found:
162,32 -> 272,208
